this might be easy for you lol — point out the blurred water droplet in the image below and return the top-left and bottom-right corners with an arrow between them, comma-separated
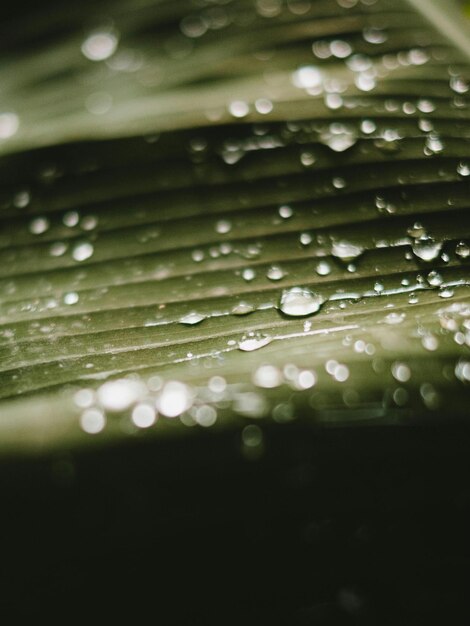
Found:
157,381 -> 193,417
0,112 -> 19,139
64,292 -> 79,305
229,101 -> 249,118
13,190 -> 30,208
253,364 -> 282,388
278,205 -> 293,219
131,404 -> 157,428
29,217 -> 50,235
384,312 -> 406,325
279,287 -> 325,316
391,362 -> 411,382
81,31 -> 118,61
215,219 -> 232,234
242,268 -> 256,282
72,242 -> 94,262
80,408 -> 106,434
292,65 -> 322,89
427,271 -> 443,287
457,162 -> 470,177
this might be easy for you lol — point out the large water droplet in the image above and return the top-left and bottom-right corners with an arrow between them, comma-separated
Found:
238,333 -> 273,352
279,287 -> 325,317
331,240 -> 364,261
412,236 -> 443,261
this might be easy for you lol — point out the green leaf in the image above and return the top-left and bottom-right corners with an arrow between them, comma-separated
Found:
1,0 -> 470,454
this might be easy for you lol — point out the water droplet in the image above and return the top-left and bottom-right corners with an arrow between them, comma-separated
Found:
384,312 -> 406,325
241,424 -> 263,447
422,335 -> 438,351
292,65 -> 322,89
238,333 -> 273,352
29,217 -> 50,235
455,241 -> 470,259
180,312 -> 205,325
131,403 -> 157,428
457,162 -> 470,177
98,378 -> 144,412
439,287 -> 454,299
80,408 -> 106,434
242,268 -> 256,282
81,31 -> 118,61
215,219 -> 232,234
72,242 -> 94,262
315,260 -> 331,276
255,98 -> 273,114
320,125 -> 357,152
64,292 -> 79,305
299,232 -> 312,246
267,265 -> 285,281
278,205 -> 293,219
13,190 -> 30,208
407,221 -> 426,238
300,151 -> 316,166
412,236 -> 443,261
331,240 -> 364,261
192,249 -> 204,262
157,381 -> 193,417
391,362 -> 411,382
279,287 -> 325,317
332,177 -> 346,189
361,119 -> 376,134
424,134 -> 444,155
0,112 -> 19,139
229,100 -> 249,118
253,364 -> 282,388
63,211 -> 79,227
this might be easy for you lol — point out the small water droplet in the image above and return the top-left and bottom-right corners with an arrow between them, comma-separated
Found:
427,271 -> 443,287
391,362 -> 411,382
229,100 -> 249,118
278,205 -> 293,219
242,268 -> 256,282
64,292 -> 79,305
72,242 -> 94,262
315,260 -> 331,276
179,312 -> 205,325
457,162 -> 470,177
267,265 -> 285,281
253,364 -> 282,388
215,219 -> 232,234
384,312 -> 406,325
29,217 -> 50,235
455,241 -> 470,259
